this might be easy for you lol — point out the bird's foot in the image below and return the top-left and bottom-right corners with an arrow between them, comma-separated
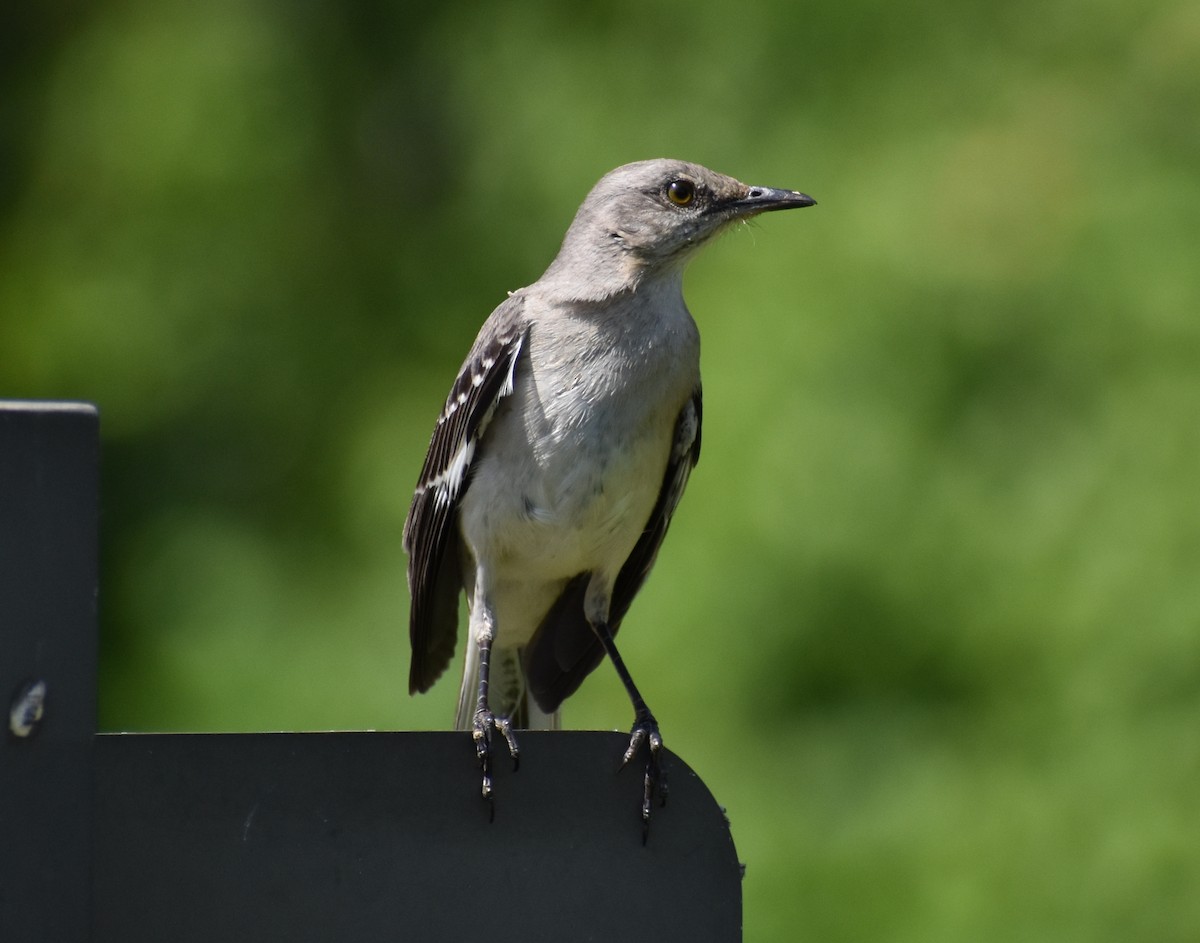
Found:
473,708 -> 520,815
621,712 -> 668,842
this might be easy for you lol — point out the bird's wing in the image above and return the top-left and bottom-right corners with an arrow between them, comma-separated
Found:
404,294 -> 528,694
523,388 -> 703,713
609,388 -> 702,622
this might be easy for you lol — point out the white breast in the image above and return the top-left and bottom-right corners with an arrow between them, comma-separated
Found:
458,282 -> 699,641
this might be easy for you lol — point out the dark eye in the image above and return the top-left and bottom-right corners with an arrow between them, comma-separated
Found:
666,179 -> 695,206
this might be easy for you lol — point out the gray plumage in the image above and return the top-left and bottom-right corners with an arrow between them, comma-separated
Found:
403,158 -> 815,820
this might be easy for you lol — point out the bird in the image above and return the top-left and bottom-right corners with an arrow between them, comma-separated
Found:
403,158 -> 815,829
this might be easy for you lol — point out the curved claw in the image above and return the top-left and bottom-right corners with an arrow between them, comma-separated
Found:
621,715 -> 669,841
473,709 -> 521,807
494,715 -> 520,771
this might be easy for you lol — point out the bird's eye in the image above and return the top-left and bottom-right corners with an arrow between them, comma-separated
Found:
666,179 -> 695,206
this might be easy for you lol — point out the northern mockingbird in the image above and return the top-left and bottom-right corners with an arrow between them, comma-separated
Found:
405,159 -> 815,828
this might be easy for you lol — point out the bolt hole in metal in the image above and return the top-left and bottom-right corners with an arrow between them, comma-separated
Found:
9,679 -> 47,738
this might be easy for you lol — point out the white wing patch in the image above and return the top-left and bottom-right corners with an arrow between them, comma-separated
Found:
431,439 -> 476,508
412,332 -> 524,511
500,337 -> 522,397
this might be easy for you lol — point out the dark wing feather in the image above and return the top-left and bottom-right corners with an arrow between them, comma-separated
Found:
404,294 -> 528,694
523,388 -> 703,713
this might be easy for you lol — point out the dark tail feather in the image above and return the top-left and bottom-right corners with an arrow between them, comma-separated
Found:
522,574 -> 612,716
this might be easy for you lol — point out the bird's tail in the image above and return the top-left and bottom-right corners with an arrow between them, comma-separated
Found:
454,643 -> 560,730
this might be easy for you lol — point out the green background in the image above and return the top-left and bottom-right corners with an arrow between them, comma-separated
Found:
4,1 -> 1198,938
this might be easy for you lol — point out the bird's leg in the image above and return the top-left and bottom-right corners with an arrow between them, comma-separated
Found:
590,619 -> 668,840
472,621 -> 520,813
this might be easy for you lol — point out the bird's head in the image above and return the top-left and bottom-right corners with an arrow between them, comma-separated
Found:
542,159 -> 816,300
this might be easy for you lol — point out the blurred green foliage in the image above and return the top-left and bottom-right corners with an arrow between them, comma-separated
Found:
3,0 -> 1198,938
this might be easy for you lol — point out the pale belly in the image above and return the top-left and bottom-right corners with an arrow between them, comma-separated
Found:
456,293 -> 699,646
458,403 -> 675,646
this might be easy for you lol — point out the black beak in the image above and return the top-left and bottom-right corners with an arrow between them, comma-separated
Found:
731,186 -> 817,214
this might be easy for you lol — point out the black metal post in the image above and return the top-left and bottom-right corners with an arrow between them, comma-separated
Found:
0,401 -> 99,942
